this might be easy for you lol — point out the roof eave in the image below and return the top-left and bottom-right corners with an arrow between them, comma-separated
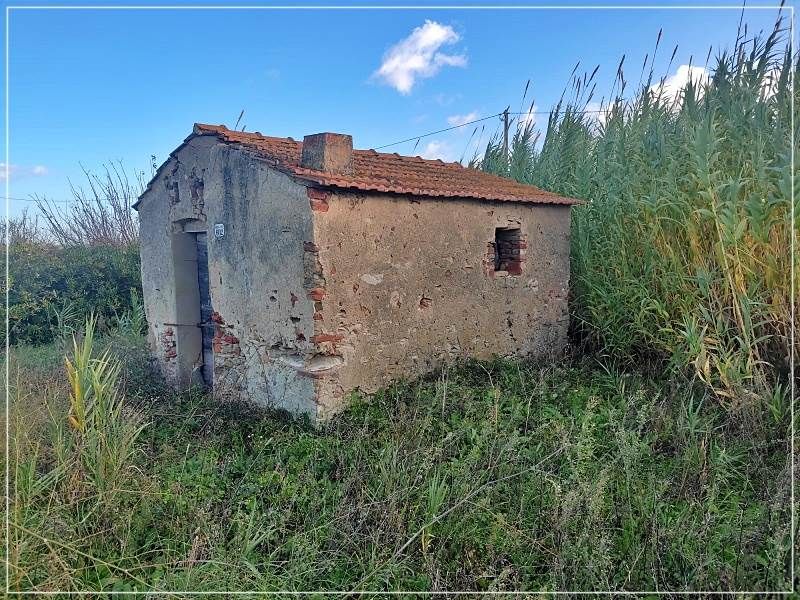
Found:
134,123 -> 585,209
297,178 -> 582,206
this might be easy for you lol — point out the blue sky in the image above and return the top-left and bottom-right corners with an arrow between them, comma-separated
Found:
2,2 -> 786,216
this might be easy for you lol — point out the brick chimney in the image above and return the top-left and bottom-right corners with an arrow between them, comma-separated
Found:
301,133 -> 353,175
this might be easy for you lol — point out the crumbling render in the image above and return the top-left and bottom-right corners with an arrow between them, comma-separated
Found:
135,125 -> 576,421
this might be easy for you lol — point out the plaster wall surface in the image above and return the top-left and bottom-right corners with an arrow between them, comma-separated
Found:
202,146 -> 317,417
139,139 -> 572,422
138,139 -> 318,417
137,136 -> 219,388
310,191 -> 571,418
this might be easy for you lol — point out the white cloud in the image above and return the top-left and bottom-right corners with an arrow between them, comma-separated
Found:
650,64 -> 710,105
0,163 -> 49,181
584,101 -> 611,128
374,20 -> 467,94
447,111 -> 480,128
434,92 -> 461,106
0,164 -> 18,181
419,139 -> 456,162
761,66 -> 781,99
517,104 -> 538,130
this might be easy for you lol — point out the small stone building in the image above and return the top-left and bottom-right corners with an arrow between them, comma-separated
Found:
134,123 -> 578,421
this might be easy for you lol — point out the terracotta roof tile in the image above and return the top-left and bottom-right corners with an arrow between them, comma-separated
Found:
190,123 -> 580,206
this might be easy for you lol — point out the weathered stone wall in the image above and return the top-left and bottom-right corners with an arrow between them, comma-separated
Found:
201,146 -> 317,416
137,139 -> 319,417
139,139 -> 571,422
310,190 -> 571,418
138,135 -> 219,387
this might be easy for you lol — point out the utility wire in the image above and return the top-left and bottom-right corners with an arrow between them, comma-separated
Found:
5,105 -> 616,204
2,196 -> 72,204
376,107 -> 612,150
374,113 -> 503,150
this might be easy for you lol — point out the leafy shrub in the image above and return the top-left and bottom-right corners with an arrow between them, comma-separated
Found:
110,289 -> 147,338
4,242 -> 142,345
1,209 -> 47,246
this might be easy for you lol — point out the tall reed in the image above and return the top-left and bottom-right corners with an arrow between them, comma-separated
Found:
8,318 -> 148,590
482,22 -> 795,402
65,315 -> 146,498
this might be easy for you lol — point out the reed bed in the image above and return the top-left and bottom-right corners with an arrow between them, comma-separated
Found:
482,23 -> 796,404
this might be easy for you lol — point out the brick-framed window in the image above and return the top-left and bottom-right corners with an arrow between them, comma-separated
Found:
493,227 -> 525,275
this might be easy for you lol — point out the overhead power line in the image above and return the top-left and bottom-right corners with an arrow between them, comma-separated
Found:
375,107 -> 612,150
6,105 -> 616,204
374,113 -> 503,150
2,196 -> 72,204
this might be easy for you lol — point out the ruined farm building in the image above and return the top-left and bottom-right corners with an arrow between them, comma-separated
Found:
134,123 -> 579,421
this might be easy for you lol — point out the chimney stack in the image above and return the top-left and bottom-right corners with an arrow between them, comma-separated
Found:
300,133 -> 353,175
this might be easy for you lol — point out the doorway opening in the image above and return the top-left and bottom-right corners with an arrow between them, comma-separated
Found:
195,232 -> 214,387
170,225 -> 214,388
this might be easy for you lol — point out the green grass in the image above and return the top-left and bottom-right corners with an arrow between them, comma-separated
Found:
5,334 -> 792,593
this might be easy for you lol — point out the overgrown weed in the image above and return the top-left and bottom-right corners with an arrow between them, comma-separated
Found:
4,336 -> 791,593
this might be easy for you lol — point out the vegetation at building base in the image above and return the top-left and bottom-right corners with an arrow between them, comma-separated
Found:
5,329 -> 791,593
481,23 -> 795,406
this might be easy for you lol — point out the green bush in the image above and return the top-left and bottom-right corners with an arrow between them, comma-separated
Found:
4,242 -> 142,345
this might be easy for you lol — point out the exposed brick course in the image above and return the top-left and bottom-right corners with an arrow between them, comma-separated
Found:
160,327 -> 177,360
308,287 -> 326,301
311,332 -> 344,344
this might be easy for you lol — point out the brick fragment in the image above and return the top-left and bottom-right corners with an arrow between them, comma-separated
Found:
506,262 -> 523,276
306,187 -> 329,200
310,198 -> 329,212
311,333 -> 344,344
307,188 -> 329,212
308,287 -> 326,301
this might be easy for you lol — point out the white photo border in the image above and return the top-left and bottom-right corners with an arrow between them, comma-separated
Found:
3,2 -> 795,596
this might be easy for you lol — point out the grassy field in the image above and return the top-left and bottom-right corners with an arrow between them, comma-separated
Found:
4,330 -> 792,593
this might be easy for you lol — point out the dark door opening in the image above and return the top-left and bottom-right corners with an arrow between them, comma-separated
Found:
195,232 -> 214,387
